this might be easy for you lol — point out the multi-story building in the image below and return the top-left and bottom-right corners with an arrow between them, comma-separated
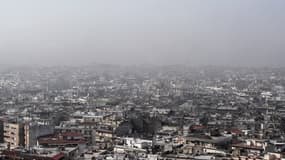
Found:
24,122 -> 54,148
3,122 -> 24,148
55,122 -> 96,146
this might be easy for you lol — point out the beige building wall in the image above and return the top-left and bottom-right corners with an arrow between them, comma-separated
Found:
4,122 -> 24,148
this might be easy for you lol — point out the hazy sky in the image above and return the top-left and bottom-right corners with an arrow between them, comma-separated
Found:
0,0 -> 284,67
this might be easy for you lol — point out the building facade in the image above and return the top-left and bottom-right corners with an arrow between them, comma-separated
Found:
3,122 -> 24,148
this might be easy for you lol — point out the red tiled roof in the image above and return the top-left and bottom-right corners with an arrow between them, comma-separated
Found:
38,132 -> 86,145
227,128 -> 243,134
190,125 -> 206,130
52,153 -> 65,160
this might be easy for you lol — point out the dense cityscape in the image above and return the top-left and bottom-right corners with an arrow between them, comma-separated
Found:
1,1 -> 285,159
0,65 -> 285,159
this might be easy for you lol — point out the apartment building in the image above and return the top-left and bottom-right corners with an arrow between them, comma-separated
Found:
3,122 -> 24,148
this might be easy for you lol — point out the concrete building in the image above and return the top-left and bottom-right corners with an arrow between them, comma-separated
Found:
55,124 -> 96,146
24,123 -> 54,148
3,122 -> 24,148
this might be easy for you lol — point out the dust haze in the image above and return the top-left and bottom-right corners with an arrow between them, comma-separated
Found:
0,0 -> 284,67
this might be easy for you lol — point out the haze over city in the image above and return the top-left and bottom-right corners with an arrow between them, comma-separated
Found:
3,1 -> 285,160
0,0 -> 284,67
